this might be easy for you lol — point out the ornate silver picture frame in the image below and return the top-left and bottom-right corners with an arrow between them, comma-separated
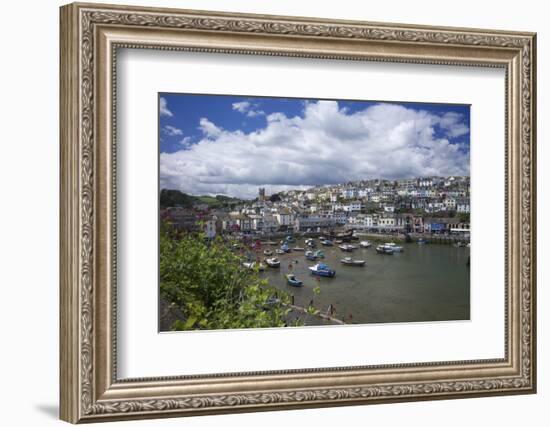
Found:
60,2 -> 536,423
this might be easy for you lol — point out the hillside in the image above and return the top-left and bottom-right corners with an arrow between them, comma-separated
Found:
160,189 -> 244,209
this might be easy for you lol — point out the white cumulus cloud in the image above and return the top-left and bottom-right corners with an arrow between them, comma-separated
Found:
179,136 -> 192,146
162,125 -> 183,136
232,101 -> 265,117
161,101 -> 469,199
199,117 -> 223,138
159,97 -> 173,117
439,111 -> 470,138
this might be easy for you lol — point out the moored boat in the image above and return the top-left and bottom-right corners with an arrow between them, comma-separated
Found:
263,249 -> 273,256
293,246 -> 305,251
286,274 -> 303,287
280,244 -> 291,253
417,238 -> 428,244
359,240 -> 371,248
340,257 -> 366,266
339,244 -> 356,252
275,248 -> 285,255
308,263 -> 336,277
383,242 -> 403,252
321,239 -> 334,246
265,257 -> 281,268
305,250 -> 317,261
305,238 -> 316,248
314,250 -> 325,258
376,245 -> 394,254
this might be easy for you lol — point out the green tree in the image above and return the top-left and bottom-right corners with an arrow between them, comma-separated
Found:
160,224 -> 295,331
457,212 -> 470,223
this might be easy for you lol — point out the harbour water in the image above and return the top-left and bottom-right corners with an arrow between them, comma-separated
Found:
261,239 -> 470,325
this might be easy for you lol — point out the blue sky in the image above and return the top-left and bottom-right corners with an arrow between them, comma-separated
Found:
159,93 -> 470,199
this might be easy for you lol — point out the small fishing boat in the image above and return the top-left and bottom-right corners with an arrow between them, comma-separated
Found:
309,263 -> 336,277
280,244 -> 291,253
340,257 -> 366,266
376,245 -> 394,254
286,274 -> 303,287
359,241 -> 371,248
285,235 -> 295,243
417,238 -> 428,244
334,239 -> 343,244
321,239 -> 334,246
314,250 -> 325,258
265,257 -> 280,268
263,249 -> 273,256
339,244 -> 356,252
383,242 -> 403,252
305,250 -> 317,261
275,248 -> 285,255
293,246 -> 305,251
305,238 -> 316,248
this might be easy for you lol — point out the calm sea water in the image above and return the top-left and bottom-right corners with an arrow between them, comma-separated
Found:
261,239 -> 470,325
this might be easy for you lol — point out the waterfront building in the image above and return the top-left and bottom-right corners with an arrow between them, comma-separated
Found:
378,215 -> 396,230
275,209 -> 294,228
262,215 -> 279,233
294,215 -> 337,231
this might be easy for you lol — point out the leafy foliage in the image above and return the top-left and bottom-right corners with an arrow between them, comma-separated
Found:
457,212 -> 470,223
160,224 -> 295,331
269,193 -> 282,203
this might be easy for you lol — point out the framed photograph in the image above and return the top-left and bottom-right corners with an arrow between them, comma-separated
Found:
60,2 -> 537,423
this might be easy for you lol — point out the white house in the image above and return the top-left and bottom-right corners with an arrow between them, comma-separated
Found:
205,218 -> 217,239
275,209 -> 294,227
343,201 -> 362,212
443,197 -> 457,209
341,188 -> 357,199
456,198 -> 470,213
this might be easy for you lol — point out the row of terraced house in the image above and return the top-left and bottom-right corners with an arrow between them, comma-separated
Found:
161,176 -> 470,239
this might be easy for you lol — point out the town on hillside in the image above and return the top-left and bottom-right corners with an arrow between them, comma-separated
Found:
160,176 -> 470,240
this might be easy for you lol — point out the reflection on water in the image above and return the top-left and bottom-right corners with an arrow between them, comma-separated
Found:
261,240 -> 470,325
